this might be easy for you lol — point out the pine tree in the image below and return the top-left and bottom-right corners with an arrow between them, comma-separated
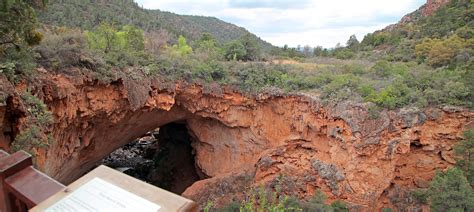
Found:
0,0 -> 46,52
346,34 -> 360,51
428,168 -> 474,211
454,129 -> 474,185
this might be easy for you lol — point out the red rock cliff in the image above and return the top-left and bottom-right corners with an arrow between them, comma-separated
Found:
383,0 -> 451,32
0,69 -> 472,210
401,0 -> 450,23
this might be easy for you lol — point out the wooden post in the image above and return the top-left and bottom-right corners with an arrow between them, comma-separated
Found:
0,150 -> 65,211
0,150 -> 10,212
0,150 -> 32,212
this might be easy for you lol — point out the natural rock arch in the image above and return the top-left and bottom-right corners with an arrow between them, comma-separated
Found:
1,73 -> 471,210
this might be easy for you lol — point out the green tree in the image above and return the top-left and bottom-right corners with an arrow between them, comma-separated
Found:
346,34 -> 360,51
313,46 -> 324,57
119,25 -> 145,51
454,129 -> 474,185
171,35 -> 192,56
1,0 -> 46,80
0,0 -> 46,51
85,22 -> 119,53
86,24 -> 145,53
415,35 -> 467,67
239,33 -> 261,61
197,32 -> 214,43
361,32 -> 390,47
194,33 -> 223,61
428,168 -> 474,211
85,23 -> 147,67
224,40 -> 246,61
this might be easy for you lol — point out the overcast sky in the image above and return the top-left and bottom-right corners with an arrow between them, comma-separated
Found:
134,0 -> 426,48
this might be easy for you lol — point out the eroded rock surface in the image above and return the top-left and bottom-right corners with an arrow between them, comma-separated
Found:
0,70 -> 472,210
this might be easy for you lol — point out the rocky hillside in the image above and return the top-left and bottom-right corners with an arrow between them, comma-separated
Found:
386,0 -> 451,29
38,0 -> 273,48
360,0 -> 473,65
0,68 -> 472,210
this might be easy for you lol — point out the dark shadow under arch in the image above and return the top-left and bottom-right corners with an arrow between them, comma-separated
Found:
103,121 -> 205,194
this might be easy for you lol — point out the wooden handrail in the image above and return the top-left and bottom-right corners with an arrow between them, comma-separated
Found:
0,150 -> 65,212
1,150 -> 198,211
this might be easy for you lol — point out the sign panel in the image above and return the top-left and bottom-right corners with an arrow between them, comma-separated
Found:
45,177 -> 161,212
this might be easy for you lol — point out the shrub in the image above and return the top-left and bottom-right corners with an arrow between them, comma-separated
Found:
220,201 -> 240,212
428,168 -> 474,211
365,80 -> 412,109
415,35 -> 468,68
10,91 -> 54,156
191,60 -> 227,83
11,126 -> 47,152
454,129 -> 474,186
411,189 -> 429,204
0,46 -> 37,82
371,60 -> 392,78
367,105 -> 381,120
330,200 -> 349,212
22,91 -> 53,126
85,23 -> 149,67
203,201 -> 213,212
0,62 -> 17,82
320,74 -> 362,102
334,49 -> 355,60
35,28 -> 106,71
301,190 -> 333,211
224,40 -> 246,61
217,186 -> 348,212
231,63 -> 288,93
170,35 -> 193,57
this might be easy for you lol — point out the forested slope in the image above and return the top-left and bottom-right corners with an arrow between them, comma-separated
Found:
360,0 -> 473,65
37,0 -> 272,48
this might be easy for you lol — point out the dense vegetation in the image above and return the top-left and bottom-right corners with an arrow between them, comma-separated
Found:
29,25 -> 473,112
266,0 -> 473,109
3,0 -> 472,110
0,0 -> 47,82
37,0 -> 272,50
349,0 -> 473,109
359,0 -> 473,64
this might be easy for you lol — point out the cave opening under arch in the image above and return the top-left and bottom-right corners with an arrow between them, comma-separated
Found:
102,121 -> 206,194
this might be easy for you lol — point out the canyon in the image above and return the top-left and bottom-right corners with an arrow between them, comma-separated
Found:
0,68 -> 472,210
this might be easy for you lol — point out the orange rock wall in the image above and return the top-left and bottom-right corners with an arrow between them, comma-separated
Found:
0,72 -> 471,210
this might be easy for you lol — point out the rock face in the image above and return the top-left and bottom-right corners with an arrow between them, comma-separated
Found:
0,70 -> 472,210
422,0 -> 451,16
384,0 -> 450,31
400,0 -> 450,24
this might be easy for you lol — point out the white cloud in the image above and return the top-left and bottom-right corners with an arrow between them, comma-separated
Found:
135,0 -> 425,47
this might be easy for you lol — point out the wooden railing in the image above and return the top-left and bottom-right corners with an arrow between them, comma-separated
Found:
0,150 -> 65,212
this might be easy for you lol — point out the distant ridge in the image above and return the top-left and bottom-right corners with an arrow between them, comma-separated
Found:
38,0 -> 273,49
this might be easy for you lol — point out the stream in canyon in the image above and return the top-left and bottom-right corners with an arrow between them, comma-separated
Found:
101,122 -> 204,194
